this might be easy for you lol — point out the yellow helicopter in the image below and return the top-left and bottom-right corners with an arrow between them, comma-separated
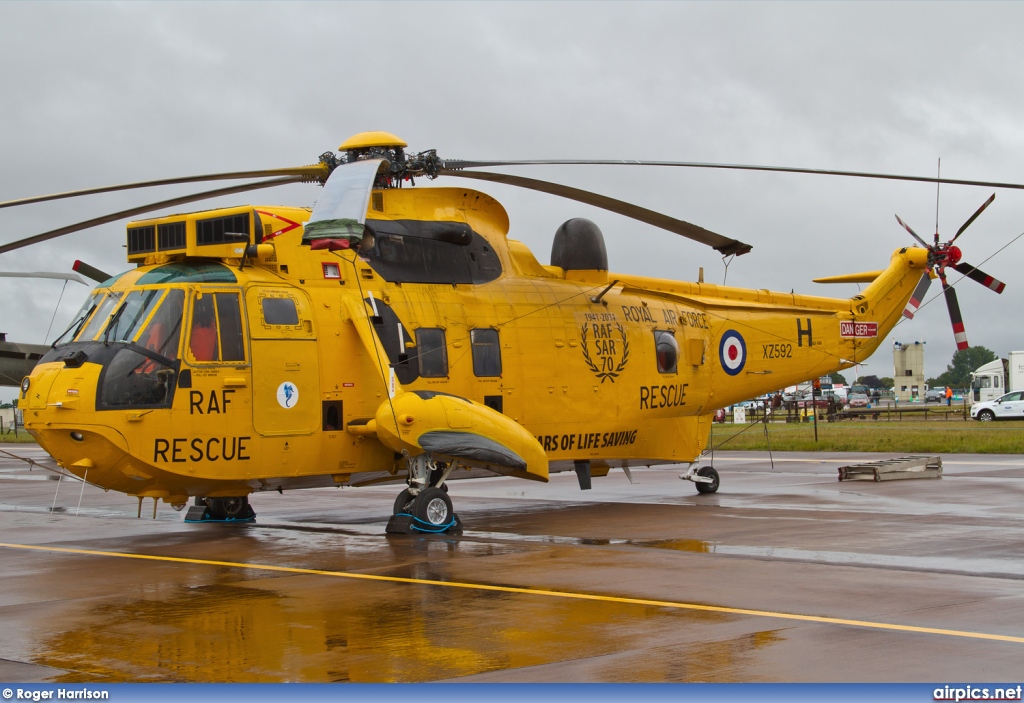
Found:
5,131 -> 1012,533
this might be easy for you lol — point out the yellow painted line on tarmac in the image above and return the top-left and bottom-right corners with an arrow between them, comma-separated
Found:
3,540 -> 1022,645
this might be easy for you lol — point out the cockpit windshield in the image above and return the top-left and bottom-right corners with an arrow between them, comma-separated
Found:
104,290 -> 164,343
75,291 -> 122,342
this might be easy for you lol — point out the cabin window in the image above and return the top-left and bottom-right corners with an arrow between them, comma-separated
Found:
471,329 -> 501,377
262,297 -> 299,326
189,292 -> 246,362
654,330 -> 679,374
416,328 -> 448,377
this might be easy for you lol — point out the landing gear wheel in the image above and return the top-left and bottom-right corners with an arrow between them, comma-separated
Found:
393,488 -> 414,515
695,466 -> 720,494
208,496 -> 249,520
978,409 -> 995,422
412,487 -> 454,526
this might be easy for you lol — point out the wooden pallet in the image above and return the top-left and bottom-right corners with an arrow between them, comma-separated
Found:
837,455 -> 942,482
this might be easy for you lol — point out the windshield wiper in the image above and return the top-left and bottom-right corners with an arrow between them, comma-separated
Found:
102,304 -> 127,345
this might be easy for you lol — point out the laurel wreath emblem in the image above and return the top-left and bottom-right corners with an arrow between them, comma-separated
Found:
580,322 -> 630,382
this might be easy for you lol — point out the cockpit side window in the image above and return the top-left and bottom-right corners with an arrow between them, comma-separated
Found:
216,293 -> 245,361
190,294 -> 219,362
136,290 -> 184,361
188,291 -> 247,363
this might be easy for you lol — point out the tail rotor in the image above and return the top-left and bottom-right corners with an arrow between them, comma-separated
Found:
895,193 -> 1005,349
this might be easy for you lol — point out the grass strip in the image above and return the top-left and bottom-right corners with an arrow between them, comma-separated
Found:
712,419 -> 1024,453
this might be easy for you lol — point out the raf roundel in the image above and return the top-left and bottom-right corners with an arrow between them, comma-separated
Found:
718,330 -> 746,376
276,381 -> 299,409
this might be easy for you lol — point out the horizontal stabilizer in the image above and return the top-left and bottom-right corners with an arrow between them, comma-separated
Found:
812,271 -> 884,284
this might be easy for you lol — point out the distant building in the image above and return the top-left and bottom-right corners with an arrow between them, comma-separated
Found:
893,341 -> 926,402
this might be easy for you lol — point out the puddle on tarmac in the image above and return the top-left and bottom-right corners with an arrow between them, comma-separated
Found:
32,569 -> 768,682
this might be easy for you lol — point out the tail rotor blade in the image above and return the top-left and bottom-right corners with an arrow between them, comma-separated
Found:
895,215 -> 931,249
943,283 -> 969,350
951,193 -> 995,243
952,261 -> 1006,294
902,273 -> 932,319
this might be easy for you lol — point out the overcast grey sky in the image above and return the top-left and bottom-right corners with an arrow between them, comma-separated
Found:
2,1 -> 1023,401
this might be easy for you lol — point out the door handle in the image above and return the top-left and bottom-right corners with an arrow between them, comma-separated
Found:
223,377 -> 248,387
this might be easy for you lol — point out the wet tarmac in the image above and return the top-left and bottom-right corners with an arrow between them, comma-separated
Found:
2,445 -> 1024,683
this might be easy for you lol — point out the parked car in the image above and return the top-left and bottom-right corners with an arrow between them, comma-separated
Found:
924,388 -> 946,403
847,392 -> 869,408
971,391 -> 1024,421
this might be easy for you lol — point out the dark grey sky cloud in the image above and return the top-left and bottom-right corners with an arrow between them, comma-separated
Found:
2,1 -> 1022,400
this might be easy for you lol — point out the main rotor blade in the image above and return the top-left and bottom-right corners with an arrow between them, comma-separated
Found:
943,282 -> 969,350
0,177 -> 304,255
952,261 -> 1006,294
438,169 -> 751,257
0,165 -> 327,210
951,193 -> 995,243
894,215 -> 930,249
442,159 -> 1024,192
0,271 -> 87,284
902,273 -> 932,319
